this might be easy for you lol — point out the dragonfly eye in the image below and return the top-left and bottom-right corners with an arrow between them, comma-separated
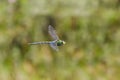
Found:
62,41 -> 66,44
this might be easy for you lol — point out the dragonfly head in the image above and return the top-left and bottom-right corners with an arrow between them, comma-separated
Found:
57,40 -> 66,46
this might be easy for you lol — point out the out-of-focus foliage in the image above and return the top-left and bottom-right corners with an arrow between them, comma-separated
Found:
0,0 -> 120,80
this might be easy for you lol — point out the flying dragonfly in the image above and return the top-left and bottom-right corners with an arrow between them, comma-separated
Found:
29,25 -> 66,51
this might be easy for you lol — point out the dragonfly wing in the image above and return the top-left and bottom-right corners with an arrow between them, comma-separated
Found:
48,25 -> 59,40
49,42 -> 59,51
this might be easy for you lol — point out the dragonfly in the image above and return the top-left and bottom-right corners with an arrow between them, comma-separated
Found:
29,25 -> 65,51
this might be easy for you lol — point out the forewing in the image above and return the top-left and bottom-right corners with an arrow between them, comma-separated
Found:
49,42 -> 59,51
48,25 -> 59,40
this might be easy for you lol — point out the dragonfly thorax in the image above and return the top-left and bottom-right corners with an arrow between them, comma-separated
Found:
56,40 -> 65,46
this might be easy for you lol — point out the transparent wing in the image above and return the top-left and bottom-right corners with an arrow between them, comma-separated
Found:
49,42 -> 59,51
48,25 -> 59,40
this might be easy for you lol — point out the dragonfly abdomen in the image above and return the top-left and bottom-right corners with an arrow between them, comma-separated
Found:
29,41 -> 51,45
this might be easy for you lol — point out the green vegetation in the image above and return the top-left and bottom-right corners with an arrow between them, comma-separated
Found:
0,0 -> 120,80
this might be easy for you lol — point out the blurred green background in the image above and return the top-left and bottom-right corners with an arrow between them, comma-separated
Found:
0,0 -> 120,80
